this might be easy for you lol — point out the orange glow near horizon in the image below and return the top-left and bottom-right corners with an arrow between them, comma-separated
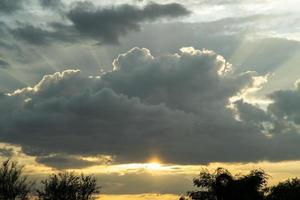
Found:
2,142 -> 300,187
146,157 -> 162,170
145,162 -> 162,171
99,194 -> 179,200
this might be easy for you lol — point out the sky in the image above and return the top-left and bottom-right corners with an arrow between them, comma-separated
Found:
1,0 -> 300,199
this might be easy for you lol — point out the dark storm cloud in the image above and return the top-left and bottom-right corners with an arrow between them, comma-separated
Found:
0,0 -> 299,171
0,59 -> 10,69
13,2 -> 190,45
268,81 -> 300,124
67,1 -> 190,44
0,0 -> 23,14
2,47 -> 300,169
236,101 -> 270,123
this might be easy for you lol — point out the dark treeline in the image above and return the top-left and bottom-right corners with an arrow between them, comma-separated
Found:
1,160 -> 300,200
0,160 -> 100,200
181,167 -> 300,200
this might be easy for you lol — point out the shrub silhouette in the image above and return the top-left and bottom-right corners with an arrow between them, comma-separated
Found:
266,178 -> 300,200
3,161 -> 300,200
183,167 -> 268,200
37,172 -> 100,200
0,160 -> 32,200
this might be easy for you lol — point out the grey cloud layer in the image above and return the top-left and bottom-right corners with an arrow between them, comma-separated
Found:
39,0 -> 64,9
68,1 -> 190,44
0,0 -> 298,95
1,47 -> 300,168
0,0 -> 23,14
35,154 -> 110,169
95,172 -> 193,194
268,82 -> 300,125
0,0 -> 299,171
12,24 -> 76,45
12,2 -> 190,45
0,60 -> 10,69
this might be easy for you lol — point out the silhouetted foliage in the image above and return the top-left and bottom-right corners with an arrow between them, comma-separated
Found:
3,160 -> 300,200
183,167 -> 268,200
0,160 -> 32,200
266,178 -> 300,200
37,172 -> 100,200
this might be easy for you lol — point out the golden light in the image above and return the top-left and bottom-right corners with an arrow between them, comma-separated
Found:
145,162 -> 161,170
145,157 -> 162,170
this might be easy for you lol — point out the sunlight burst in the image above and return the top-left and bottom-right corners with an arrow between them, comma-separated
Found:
145,162 -> 161,170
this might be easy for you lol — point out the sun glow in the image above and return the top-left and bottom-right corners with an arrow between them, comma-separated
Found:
145,162 -> 161,170
123,158 -> 162,171
106,158 -> 164,173
145,157 -> 162,170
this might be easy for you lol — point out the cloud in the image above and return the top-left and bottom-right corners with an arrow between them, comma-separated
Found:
1,0 -> 298,94
12,24 -> 76,45
95,172 -> 192,194
1,47 -> 300,168
0,0 -> 23,14
200,0 -> 256,5
0,147 -> 14,157
13,2 -> 190,45
39,0 -> 64,9
268,81 -> 300,124
67,1 -> 190,44
36,154 -> 110,169
91,17 -> 298,74
0,59 -> 10,69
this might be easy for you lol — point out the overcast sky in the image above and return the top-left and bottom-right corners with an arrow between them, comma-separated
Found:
1,0 -> 300,199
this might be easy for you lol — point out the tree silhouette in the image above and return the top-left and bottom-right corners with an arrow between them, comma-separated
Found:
0,160 -> 32,200
37,172 -> 100,200
183,167 -> 268,200
266,178 -> 300,200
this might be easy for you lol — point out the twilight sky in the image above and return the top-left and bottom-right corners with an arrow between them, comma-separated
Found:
1,0 -> 300,199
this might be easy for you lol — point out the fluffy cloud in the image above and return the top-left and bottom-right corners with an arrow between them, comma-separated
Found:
1,0 -> 298,95
1,47 -> 300,168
